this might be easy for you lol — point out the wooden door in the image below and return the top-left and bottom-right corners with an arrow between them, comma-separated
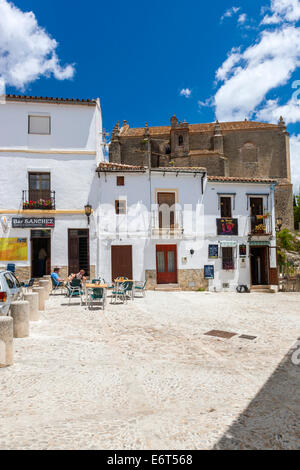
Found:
68,229 -> 90,276
156,245 -> 177,284
158,192 -> 175,229
111,246 -> 133,281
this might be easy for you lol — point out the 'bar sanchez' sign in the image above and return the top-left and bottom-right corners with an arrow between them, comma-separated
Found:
12,218 -> 55,228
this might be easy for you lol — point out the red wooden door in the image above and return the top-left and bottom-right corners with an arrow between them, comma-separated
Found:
111,246 -> 133,282
156,245 -> 177,284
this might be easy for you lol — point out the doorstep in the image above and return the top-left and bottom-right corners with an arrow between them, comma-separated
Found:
154,284 -> 182,292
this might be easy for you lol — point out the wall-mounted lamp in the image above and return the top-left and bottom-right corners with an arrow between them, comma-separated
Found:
84,203 -> 93,225
276,217 -> 283,232
190,249 -> 195,256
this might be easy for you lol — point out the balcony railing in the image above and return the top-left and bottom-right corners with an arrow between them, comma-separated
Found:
151,207 -> 184,237
22,190 -> 56,210
248,214 -> 272,236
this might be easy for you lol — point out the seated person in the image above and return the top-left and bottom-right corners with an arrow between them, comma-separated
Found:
51,268 -> 65,286
75,270 -> 87,282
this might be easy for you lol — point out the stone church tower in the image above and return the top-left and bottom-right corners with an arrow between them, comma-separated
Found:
109,116 -> 294,230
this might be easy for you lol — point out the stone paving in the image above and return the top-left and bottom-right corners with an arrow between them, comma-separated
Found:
0,291 -> 299,450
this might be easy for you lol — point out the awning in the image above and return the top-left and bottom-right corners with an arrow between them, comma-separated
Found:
220,241 -> 238,247
249,241 -> 271,246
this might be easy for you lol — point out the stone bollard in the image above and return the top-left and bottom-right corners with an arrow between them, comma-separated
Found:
23,292 -> 40,322
43,276 -> 52,294
39,280 -> 50,301
0,317 -> 14,367
32,287 -> 46,311
10,301 -> 30,338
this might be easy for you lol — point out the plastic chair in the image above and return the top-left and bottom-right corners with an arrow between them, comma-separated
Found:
111,282 -> 127,304
87,287 -> 105,310
123,281 -> 134,301
66,278 -> 83,305
134,280 -> 147,297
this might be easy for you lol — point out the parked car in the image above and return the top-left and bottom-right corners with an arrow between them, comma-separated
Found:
0,271 -> 22,316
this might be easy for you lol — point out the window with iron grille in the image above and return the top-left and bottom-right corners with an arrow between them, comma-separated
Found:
222,247 -> 235,270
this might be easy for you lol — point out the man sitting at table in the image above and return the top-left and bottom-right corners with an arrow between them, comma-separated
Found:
51,268 -> 65,287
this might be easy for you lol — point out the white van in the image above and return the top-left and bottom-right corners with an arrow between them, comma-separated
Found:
0,271 -> 22,316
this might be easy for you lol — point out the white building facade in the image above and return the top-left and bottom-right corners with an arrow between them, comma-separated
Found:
96,163 -> 278,292
0,95 -> 103,280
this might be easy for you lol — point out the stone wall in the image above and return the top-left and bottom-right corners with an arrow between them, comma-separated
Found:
178,269 -> 208,291
145,268 -> 208,291
275,182 -> 294,231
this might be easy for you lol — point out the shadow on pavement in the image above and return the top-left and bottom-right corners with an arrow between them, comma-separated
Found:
214,339 -> 300,450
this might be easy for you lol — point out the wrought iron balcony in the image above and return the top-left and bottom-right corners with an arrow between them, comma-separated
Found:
151,207 -> 184,237
22,190 -> 56,210
248,214 -> 272,236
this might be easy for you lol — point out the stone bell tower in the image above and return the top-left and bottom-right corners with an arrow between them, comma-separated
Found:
170,115 -> 189,158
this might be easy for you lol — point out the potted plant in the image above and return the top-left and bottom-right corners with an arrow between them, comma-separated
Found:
254,223 -> 266,234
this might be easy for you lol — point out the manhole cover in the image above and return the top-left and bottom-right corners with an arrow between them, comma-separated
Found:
239,334 -> 257,340
204,330 -> 237,339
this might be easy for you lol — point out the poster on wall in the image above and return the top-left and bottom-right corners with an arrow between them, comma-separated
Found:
208,244 -> 219,259
239,244 -> 247,258
217,218 -> 238,236
204,265 -> 214,279
0,238 -> 28,261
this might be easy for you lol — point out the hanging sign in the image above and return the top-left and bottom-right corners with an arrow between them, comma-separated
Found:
217,218 -> 238,236
12,218 -> 55,229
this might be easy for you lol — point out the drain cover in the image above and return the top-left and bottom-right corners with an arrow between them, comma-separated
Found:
204,330 -> 237,339
239,334 -> 257,340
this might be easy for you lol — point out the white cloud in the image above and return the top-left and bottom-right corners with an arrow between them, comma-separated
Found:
238,13 -> 247,24
262,0 -> 300,25
180,88 -> 192,98
221,6 -> 240,22
215,26 -> 300,121
0,0 -> 75,90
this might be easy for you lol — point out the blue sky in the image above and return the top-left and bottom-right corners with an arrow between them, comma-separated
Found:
1,0 -> 300,189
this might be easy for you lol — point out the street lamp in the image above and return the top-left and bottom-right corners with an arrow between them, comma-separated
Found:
84,203 -> 92,225
276,217 -> 283,232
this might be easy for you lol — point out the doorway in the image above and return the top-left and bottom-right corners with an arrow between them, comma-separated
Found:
250,246 -> 269,285
111,246 -> 133,282
31,230 -> 51,278
156,245 -> 177,284
68,229 -> 90,276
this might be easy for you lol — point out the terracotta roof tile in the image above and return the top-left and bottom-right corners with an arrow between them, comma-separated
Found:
119,121 -> 279,137
5,95 -> 97,106
207,176 -> 277,184
152,166 -> 206,173
97,162 -> 146,172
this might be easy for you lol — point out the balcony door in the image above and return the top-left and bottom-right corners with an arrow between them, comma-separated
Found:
156,245 -> 177,284
28,172 -> 51,202
158,192 -> 175,229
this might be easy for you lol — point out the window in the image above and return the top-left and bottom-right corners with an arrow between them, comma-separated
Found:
178,135 -> 184,146
115,200 -> 126,215
29,173 -> 51,191
117,176 -> 125,186
28,115 -> 51,135
222,247 -> 235,270
220,196 -> 232,218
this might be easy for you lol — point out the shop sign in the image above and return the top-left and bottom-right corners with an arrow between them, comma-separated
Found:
12,218 -> 55,229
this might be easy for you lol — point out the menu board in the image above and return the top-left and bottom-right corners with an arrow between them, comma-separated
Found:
204,265 -> 214,280
208,245 -> 219,259
239,244 -> 247,257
